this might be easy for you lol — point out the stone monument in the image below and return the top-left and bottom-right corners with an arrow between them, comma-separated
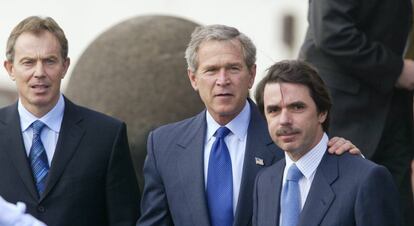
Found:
65,15 -> 204,189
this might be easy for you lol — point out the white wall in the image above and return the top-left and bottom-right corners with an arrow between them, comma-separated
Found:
0,0 -> 307,92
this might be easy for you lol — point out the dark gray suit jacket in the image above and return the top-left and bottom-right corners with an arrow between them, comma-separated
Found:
299,0 -> 413,158
253,152 -> 403,226
138,100 -> 283,226
0,97 -> 140,226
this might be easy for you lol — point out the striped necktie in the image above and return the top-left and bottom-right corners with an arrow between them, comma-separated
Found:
29,120 -> 49,196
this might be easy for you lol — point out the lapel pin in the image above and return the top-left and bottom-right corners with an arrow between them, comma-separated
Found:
255,157 -> 264,166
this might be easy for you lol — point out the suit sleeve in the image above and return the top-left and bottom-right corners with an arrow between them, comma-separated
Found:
106,123 -> 141,226
136,131 -> 173,226
354,165 -> 404,225
310,0 -> 403,93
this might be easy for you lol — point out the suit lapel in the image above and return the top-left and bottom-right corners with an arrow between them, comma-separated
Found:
262,161 -> 285,226
0,104 -> 39,200
41,98 -> 85,200
234,101 -> 279,226
176,111 -> 210,226
298,152 -> 337,226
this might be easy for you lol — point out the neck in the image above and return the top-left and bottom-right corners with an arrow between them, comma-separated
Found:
20,96 -> 60,118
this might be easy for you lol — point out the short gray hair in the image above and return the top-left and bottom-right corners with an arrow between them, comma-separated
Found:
185,24 -> 256,72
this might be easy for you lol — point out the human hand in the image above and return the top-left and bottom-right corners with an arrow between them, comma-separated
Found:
327,136 -> 361,155
396,59 -> 414,90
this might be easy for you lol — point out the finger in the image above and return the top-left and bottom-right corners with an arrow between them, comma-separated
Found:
349,147 -> 361,155
328,136 -> 341,146
328,138 -> 346,153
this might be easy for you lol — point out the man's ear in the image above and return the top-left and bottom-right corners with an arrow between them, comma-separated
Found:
248,64 -> 256,89
188,69 -> 198,91
4,60 -> 15,81
61,57 -> 70,79
318,111 -> 328,124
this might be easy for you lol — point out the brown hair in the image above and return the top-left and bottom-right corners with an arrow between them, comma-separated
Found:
6,16 -> 68,62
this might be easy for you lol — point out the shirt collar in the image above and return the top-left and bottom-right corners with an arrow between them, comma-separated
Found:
285,132 -> 328,179
18,94 -> 65,133
206,100 -> 251,141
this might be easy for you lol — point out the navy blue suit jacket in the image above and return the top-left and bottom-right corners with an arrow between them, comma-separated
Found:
138,100 -> 283,226
253,152 -> 403,226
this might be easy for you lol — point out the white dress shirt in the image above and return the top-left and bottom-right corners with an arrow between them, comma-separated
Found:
18,94 -> 65,165
0,196 -> 47,226
279,133 -> 328,224
204,100 -> 250,214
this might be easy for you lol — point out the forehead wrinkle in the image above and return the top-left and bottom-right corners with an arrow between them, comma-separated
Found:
279,82 -> 286,108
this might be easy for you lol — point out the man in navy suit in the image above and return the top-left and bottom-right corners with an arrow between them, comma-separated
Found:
138,25 -> 359,226
253,60 -> 402,226
0,16 -> 140,226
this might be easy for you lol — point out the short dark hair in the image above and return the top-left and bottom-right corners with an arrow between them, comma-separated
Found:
254,60 -> 332,131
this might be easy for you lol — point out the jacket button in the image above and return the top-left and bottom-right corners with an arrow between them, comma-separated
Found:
37,206 -> 45,213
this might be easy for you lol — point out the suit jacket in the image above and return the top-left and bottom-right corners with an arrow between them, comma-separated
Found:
299,0 -> 413,158
137,100 -> 283,226
0,97 -> 140,226
253,152 -> 403,226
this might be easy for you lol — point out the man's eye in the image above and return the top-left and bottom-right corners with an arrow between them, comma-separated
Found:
203,68 -> 217,75
267,107 -> 280,114
22,61 -> 33,66
291,104 -> 305,111
45,59 -> 57,65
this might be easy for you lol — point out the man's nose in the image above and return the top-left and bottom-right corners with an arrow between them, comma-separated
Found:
216,69 -> 230,85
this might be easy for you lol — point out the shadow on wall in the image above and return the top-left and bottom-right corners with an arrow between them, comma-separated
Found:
64,15 -> 205,191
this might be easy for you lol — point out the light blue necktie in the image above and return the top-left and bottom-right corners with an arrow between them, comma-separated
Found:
207,126 -> 233,226
29,120 -> 49,196
281,164 -> 303,226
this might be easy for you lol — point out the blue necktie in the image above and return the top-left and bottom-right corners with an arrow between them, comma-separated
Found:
29,120 -> 49,196
207,126 -> 233,226
281,164 -> 303,226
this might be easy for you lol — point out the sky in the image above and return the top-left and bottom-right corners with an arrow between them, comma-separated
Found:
0,0 -> 307,91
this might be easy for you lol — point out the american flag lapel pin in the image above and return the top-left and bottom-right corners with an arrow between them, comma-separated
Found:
255,157 -> 264,166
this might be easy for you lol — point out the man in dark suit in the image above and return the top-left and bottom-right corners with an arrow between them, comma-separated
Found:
138,25 -> 359,226
0,16 -> 140,226
253,60 -> 402,226
299,0 -> 414,223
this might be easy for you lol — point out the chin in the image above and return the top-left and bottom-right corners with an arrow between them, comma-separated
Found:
278,143 -> 298,153
29,97 -> 54,106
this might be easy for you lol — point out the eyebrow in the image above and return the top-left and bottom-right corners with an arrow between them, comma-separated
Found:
287,101 -> 306,107
19,55 -> 59,62
202,62 -> 243,69
266,104 -> 280,112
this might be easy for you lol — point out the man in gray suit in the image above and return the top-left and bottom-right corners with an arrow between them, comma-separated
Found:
299,0 -> 414,223
253,60 -> 402,226
137,25 -> 358,226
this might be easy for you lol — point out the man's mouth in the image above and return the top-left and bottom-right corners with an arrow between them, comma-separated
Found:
276,127 -> 300,140
215,93 -> 233,97
30,84 -> 50,91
